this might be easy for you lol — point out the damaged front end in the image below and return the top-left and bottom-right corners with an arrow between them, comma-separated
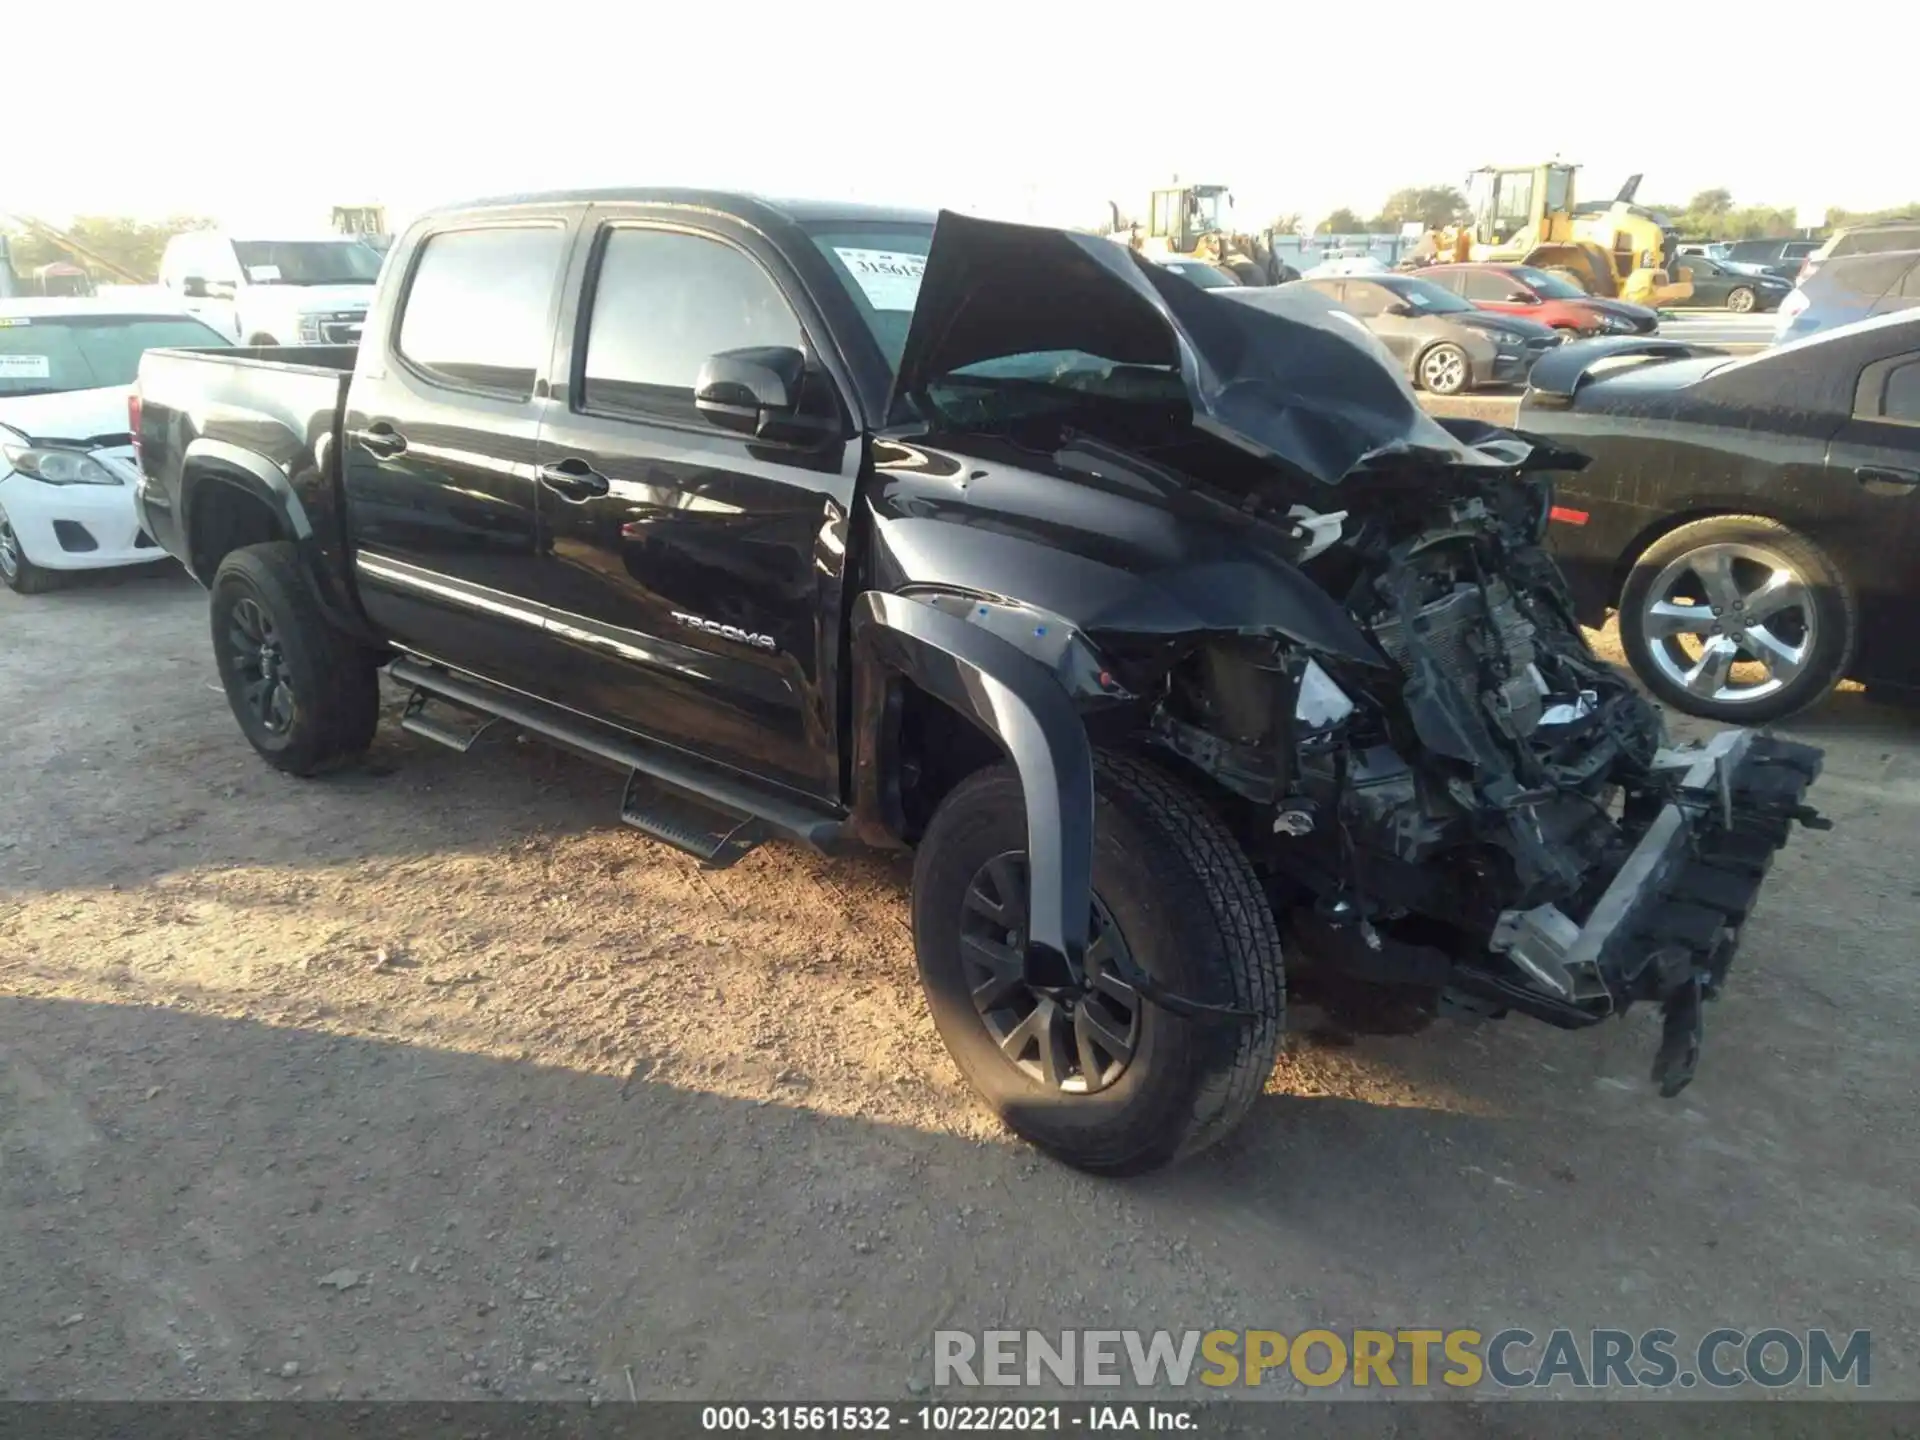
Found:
876,212 -> 1829,1097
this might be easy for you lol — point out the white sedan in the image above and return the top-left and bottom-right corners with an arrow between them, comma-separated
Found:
0,298 -> 230,594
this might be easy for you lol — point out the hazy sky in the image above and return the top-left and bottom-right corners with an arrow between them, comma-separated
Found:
9,1 -> 1906,232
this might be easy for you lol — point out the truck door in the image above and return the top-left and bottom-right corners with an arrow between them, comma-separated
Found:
342,210 -> 579,688
529,208 -> 863,802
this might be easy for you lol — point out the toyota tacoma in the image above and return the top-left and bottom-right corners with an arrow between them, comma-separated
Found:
130,191 -> 1827,1174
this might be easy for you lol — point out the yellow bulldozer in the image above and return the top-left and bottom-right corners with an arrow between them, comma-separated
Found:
1111,183 -> 1290,286
1422,163 -> 1692,307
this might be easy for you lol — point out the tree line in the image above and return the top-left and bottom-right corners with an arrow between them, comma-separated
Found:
2,215 -> 218,282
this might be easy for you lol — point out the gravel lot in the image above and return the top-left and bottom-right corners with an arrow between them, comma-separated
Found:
2,564 -> 1915,1406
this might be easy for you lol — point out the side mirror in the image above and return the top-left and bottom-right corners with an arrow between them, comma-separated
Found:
1507,290 -> 1538,303
1384,302 -> 1415,318
181,276 -> 210,298
695,346 -> 832,441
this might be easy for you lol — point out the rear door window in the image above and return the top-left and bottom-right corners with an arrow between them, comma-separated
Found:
397,225 -> 569,399
1884,361 -> 1920,423
578,227 -> 803,422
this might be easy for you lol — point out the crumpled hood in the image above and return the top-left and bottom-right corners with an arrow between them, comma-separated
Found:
0,384 -> 131,446
887,211 -> 1540,486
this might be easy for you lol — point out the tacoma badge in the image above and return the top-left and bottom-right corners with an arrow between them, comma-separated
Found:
670,612 -> 778,650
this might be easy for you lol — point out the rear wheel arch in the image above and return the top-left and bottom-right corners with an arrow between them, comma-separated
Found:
183,467 -> 291,583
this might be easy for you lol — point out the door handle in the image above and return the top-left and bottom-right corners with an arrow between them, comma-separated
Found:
351,424 -> 407,459
536,458 -> 610,500
1856,465 -> 1920,496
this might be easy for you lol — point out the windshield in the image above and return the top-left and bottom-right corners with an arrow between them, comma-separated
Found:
0,314 -> 230,397
231,240 -> 383,286
805,223 -> 934,372
1382,277 -> 1474,313
925,349 -> 1184,430
1508,265 -> 1586,300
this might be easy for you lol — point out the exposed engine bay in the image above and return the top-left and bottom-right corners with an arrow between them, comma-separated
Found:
1142,458 -> 1826,1094
885,210 -> 1829,1097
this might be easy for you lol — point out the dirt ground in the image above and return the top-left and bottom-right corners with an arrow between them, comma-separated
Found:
2,564 -> 1915,1405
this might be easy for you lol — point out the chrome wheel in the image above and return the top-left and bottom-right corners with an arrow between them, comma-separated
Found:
1419,344 -> 1468,395
1727,286 -> 1756,314
1640,541 -> 1815,706
958,852 -> 1142,1095
0,509 -> 19,583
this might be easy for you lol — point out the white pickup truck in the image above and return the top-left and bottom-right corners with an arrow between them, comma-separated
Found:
156,232 -> 383,347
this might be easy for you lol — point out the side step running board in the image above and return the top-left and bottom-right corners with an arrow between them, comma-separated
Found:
619,771 -> 766,870
401,689 -> 500,753
387,658 -> 849,866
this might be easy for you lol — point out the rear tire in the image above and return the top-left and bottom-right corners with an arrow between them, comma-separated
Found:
209,541 -> 379,774
0,505 -> 59,594
910,754 -> 1283,1174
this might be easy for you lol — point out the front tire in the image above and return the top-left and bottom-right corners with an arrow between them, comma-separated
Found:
1417,342 -> 1470,395
0,504 -> 59,594
1618,514 -> 1854,723
1726,286 -> 1756,314
910,755 -> 1283,1174
209,541 -> 379,774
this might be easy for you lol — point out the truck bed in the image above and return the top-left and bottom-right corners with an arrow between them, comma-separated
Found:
133,343 -> 360,596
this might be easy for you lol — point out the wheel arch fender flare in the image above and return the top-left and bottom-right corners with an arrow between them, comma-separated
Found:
179,440 -> 375,643
850,589 -> 1094,989
180,438 -> 314,562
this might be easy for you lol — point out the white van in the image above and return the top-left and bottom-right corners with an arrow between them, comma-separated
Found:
156,232 -> 383,346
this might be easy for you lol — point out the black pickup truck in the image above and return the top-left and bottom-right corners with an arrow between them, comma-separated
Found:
133,190 -> 1826,1174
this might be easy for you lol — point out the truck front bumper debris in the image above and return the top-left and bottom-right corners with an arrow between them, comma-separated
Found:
1479,729 -> 1826,1095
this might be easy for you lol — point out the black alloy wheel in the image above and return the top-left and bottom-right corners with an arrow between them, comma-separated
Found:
958,851 -> 1142,1095
224,595 -> 296,735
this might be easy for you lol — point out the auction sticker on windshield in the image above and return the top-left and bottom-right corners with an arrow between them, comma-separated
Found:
0,317 -> 31,327
0,355 -> 52,379
246,264 -> 282,282
834,248 -> 924,311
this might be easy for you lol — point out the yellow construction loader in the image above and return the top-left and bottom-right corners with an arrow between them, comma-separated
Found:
1111,184 -> 1289,286
1423,164 -> 1692,307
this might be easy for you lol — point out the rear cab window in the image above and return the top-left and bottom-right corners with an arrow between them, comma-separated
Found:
396,225 -> 570,399
0,314 -> 231,397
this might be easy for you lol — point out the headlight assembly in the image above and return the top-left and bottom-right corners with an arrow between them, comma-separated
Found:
0,441 -> 121,486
